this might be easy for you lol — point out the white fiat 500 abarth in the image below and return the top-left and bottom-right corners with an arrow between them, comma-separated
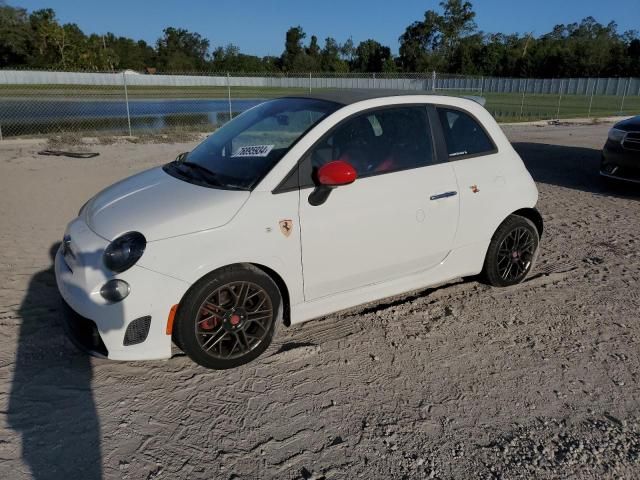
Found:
55,91 -> 542,369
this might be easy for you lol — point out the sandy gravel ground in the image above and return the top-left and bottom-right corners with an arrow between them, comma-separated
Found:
1,122 -> 639,480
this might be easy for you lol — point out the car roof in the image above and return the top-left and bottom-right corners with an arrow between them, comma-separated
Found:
283,89 -> 436,106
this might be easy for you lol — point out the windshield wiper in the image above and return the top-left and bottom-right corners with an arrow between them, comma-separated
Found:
169,159 -> 248,191
176,161 -> 223,186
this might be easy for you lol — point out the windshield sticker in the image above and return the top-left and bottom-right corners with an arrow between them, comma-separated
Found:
232,145 -> 274,158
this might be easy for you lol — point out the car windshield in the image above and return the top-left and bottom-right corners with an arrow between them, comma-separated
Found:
164,97 -> 340,190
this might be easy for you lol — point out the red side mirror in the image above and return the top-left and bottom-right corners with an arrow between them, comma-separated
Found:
318,160 -> 357,187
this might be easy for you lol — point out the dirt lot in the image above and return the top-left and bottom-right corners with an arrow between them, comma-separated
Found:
1,122 -> 639,480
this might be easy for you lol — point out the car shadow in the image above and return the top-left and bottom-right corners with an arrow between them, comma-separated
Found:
7,243 -> 103,480
513,142 -> 640,200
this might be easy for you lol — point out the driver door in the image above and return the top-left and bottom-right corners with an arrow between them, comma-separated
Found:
298,105 -> 460,301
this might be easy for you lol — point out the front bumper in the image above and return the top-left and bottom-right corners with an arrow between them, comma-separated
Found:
601,141 -> 640,184
60,297 -> 109,358
55,218 -> 190,361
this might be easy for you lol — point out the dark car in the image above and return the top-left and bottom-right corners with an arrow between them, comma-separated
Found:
601,116 -> 640,184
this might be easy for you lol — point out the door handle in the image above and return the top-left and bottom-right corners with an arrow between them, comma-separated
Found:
430,191 -> 457,201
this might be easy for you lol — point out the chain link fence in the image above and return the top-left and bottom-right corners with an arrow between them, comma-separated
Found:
1,70 -> 639,139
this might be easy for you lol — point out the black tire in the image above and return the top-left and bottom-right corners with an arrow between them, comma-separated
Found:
174,265 -> 281,369
482,215 -> 539,287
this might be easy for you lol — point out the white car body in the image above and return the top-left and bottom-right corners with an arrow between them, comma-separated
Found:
55,92 -> 540,362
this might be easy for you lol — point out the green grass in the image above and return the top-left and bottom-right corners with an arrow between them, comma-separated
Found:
485,92 -> 640,122
436,89 -> 640,121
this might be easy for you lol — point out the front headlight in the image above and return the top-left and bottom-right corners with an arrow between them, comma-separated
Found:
103,232 -> 146,273
608,128 -> 626,143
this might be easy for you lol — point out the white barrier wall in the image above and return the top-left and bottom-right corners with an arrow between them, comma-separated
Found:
2,70 -> 638,96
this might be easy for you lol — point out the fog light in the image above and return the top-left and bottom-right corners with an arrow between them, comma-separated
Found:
100,279 -> 130,303
605,164 -> 619,175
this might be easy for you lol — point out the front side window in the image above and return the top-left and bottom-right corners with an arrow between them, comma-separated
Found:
308,106 -> 435,179
437,108 -> 495,159
164,98 -> 340,190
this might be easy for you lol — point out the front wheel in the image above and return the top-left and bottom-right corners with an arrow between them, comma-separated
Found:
174,265 -> 281,369
482,215 -> 539,287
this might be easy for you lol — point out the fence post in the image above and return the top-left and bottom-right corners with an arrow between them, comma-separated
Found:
520,78 -> 528,119
588,78 -> 597,118
432,71 -> 436,92
556,80 -> 564,119
620,77 -> 630,114
309,72 -> 312,94
122,71 -> 132,137
0,124 -> 3,141
480,75 -> 484,95
227,72 -> 232,121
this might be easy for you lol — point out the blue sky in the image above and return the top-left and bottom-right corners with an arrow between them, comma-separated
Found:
16,0 -> 640,56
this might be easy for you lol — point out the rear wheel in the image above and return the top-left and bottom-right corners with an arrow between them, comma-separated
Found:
174,265 -> 281,369
482,215 -> 539,287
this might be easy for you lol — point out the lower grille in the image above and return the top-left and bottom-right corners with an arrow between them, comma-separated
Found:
61,298 -> 109,357
123,316 -> 152,346
601,164 -> 640,182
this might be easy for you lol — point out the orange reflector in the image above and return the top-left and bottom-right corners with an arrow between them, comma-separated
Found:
166,304 -> 178,335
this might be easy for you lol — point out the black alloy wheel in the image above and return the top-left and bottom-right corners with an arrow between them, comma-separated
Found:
483,215 -> 539,287
174,265 -> 280,369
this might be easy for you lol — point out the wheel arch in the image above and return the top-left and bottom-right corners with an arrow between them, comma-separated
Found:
249,262 -> 291,327
178,262 -> 292,328
512,207 -> 543,238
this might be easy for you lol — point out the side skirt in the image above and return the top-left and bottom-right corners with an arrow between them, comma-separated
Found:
289,241 -> 489,325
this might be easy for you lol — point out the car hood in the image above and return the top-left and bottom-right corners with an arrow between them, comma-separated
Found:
615,115 -> 640,132
84,167 -> 250,242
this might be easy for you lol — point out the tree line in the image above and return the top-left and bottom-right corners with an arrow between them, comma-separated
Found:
1,0 -> 639,77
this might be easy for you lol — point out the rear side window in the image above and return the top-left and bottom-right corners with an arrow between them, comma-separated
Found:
437,108 -> 495,159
